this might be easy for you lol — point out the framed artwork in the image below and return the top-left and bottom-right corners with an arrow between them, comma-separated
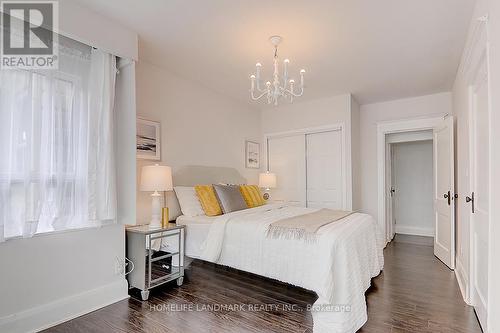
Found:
245,140 -> 260,169
136,118 -> 161,160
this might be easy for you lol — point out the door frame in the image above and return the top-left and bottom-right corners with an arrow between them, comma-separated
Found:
386,142 -> 395,240
377,116 -> 445,245
264,122 -> 351,210
462,14 -> 491,326
386,131 -> 434,239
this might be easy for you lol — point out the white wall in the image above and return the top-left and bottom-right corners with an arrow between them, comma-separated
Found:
135,60 -> 262,225
392,141 -> 434,237
115,59 -> 137,226
350,96 -> 361,210
0,5 -> 137,332
0,225 -> 127,332
452,0 -> 500,329
359,92 -> 451,220
261,94 -> 351,134
59,1 -> 138,60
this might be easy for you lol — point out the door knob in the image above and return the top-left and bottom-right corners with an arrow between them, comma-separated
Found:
466,192 -> 475,213
444,191 -> 451,205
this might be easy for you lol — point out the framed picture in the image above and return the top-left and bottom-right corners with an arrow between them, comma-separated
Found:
136,118 -> 161,160
245,140 -> 260,169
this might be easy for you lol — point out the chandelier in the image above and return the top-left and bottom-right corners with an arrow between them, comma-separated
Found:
249,36 -> 305,106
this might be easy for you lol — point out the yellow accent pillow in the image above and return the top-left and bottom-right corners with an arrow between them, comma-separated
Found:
239,185 -> 265,208
195,185 -> 222,216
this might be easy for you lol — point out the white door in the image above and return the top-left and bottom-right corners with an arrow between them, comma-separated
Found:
469,58 -> 489,330
306,130 -> 343,209
267,135 -> 306,206
433,116 -> 455,269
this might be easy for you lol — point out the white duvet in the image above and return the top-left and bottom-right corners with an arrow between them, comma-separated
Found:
199,204 -> 384,333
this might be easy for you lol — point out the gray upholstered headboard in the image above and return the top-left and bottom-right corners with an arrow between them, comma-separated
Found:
166,165 -> 247,221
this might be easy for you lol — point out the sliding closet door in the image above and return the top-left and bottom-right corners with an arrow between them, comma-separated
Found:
306,130 -> 343,209
268,135 -> 306,206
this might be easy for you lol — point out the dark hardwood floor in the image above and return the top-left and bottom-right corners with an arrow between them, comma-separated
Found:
45,236 -> 482,333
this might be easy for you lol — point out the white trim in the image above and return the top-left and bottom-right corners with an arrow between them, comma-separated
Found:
394,225 -> 434,237
264,122 -> 351,210
456,257 -> 471,304
386,130 -> 433,144
386,142 -> 395,239
264,123 -> 344,139
377,115 -> 444,245
459,14 -> 489,80
0,279 -> 129,333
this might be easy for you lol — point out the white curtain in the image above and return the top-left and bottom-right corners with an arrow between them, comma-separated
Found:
0,36 -> 117,242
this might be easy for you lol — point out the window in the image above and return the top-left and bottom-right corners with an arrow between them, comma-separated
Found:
0,36 -> 117,241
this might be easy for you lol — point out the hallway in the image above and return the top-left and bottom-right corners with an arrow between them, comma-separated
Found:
361,234 -> 481,332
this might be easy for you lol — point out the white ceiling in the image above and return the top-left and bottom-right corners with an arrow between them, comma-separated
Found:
67,0 -> 475,106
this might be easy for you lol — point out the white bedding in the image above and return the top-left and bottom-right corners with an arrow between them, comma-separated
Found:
197,204 -> 384,333
176,214 -> 215,258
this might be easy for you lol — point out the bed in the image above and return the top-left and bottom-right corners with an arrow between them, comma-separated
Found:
166,166 -> 384,333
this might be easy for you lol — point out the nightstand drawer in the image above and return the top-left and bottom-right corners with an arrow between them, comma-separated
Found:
146,250 -> 181,287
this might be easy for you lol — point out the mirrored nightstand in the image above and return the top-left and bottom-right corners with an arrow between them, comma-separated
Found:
126,223 -> 185,300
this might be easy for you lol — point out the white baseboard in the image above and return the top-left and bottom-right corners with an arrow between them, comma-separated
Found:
0,278 -> 129,333
455,257 -> 470,304
395,225 -> 434,237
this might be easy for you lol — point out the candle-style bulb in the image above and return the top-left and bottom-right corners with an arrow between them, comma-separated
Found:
300,69 -> 306,74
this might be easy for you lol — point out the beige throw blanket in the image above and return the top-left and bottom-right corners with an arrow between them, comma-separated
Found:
267,209 -> 354,242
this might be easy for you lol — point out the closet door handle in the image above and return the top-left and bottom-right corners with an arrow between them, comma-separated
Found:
444,191 -> 451,205
390,187 -> 395,197
466,192 -> 475,213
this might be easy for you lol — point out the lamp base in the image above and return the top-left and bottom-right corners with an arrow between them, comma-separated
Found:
161,207 -> 169,228
150,219 -> 162,228
150,191 -> 162,227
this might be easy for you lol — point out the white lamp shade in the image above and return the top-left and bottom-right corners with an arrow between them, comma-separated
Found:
259,172 -> 277,188
140,164 -> 173,192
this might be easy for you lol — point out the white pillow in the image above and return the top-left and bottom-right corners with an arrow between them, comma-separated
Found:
174,186 -> 205,217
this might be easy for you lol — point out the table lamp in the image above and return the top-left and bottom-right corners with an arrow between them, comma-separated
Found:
259,171 -> 277,200
140,164 -> 173,227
